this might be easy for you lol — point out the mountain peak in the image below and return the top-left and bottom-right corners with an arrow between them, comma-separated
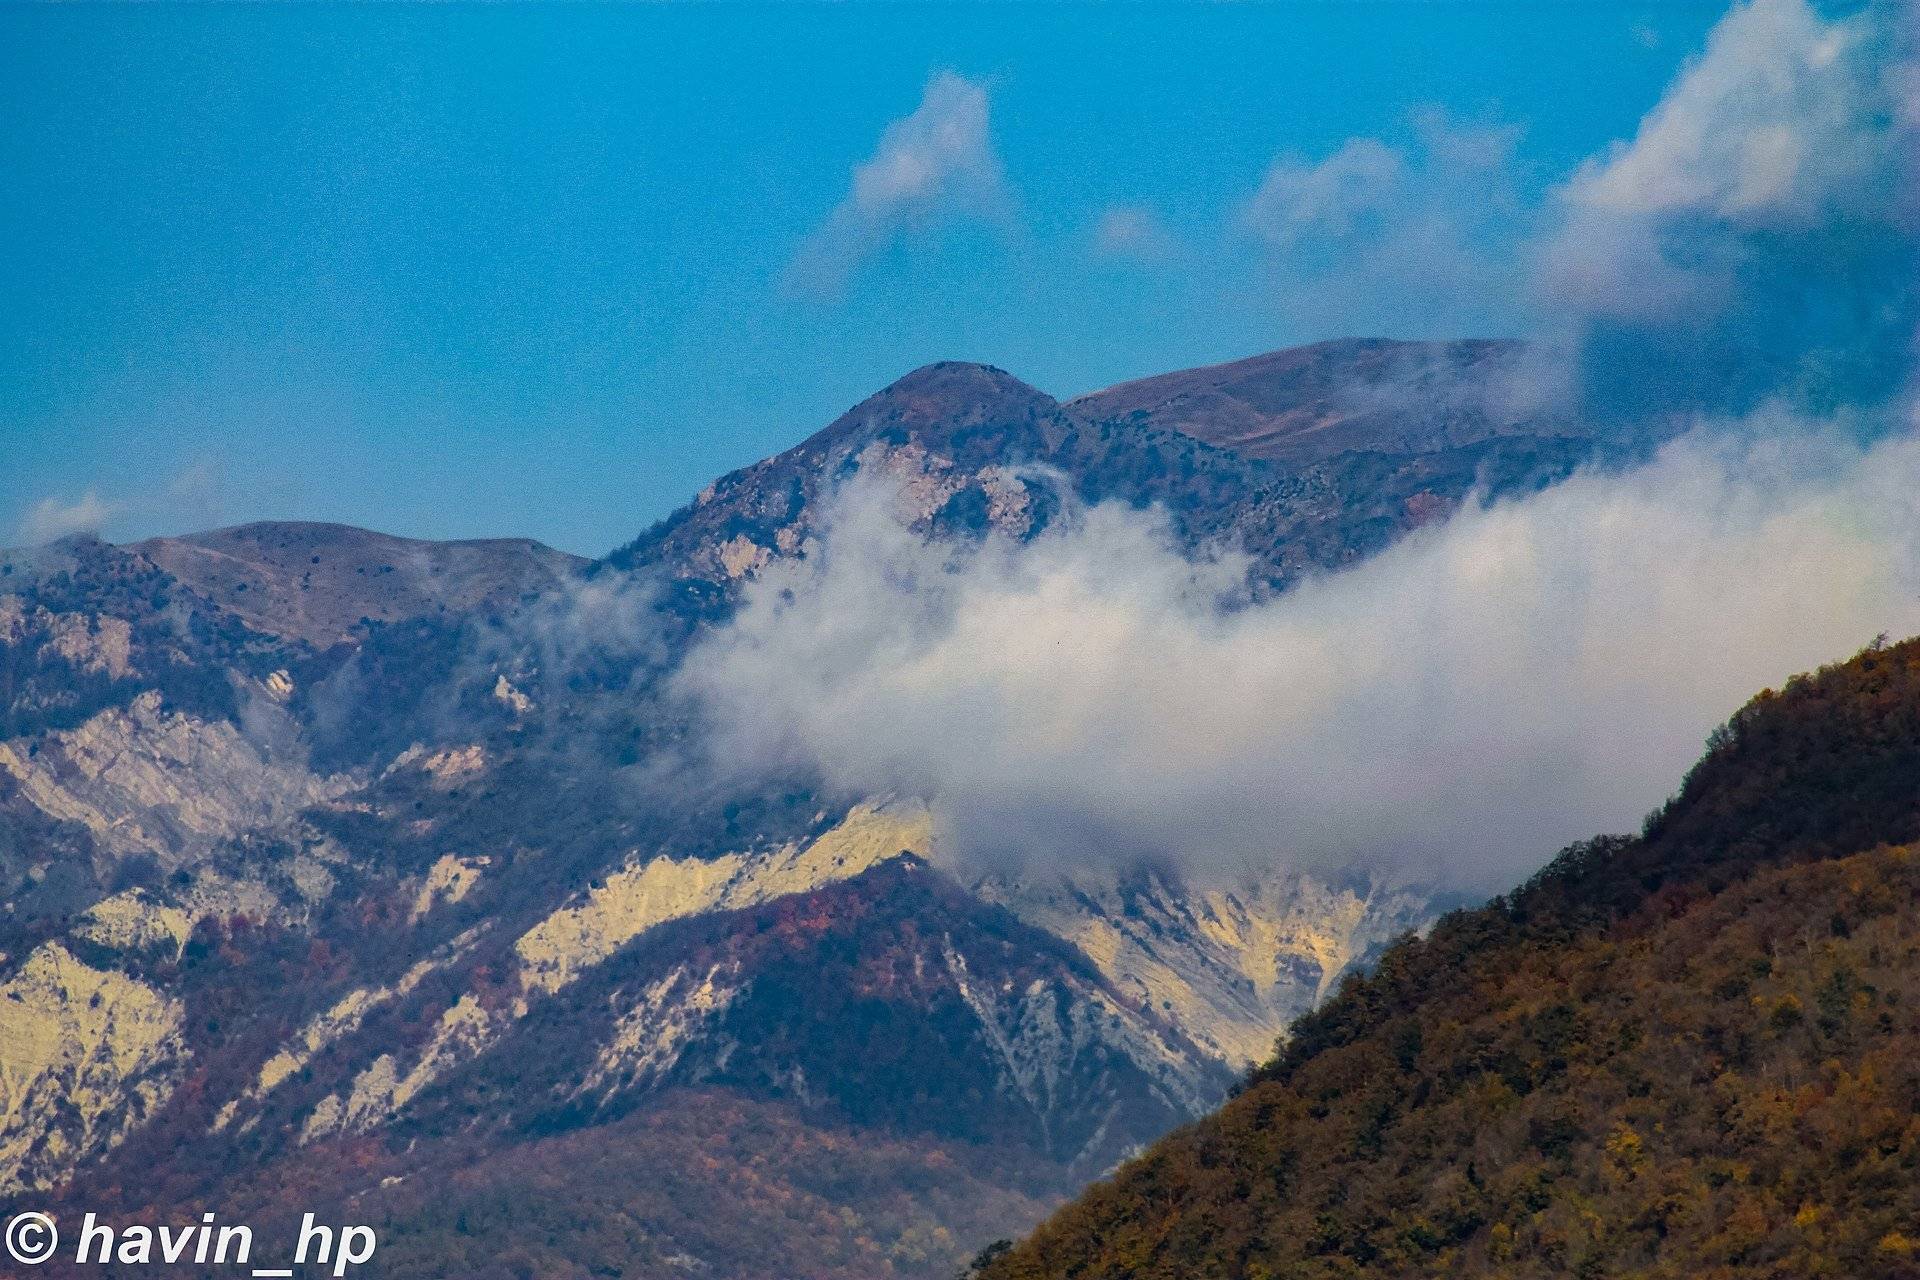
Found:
817,361 -> 1061,448
879,359 -> 1047,397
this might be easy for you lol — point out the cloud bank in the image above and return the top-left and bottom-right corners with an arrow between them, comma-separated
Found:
788,72 -> 1010,293
1229,0 -> 1915,419
676,419 -> 1920,890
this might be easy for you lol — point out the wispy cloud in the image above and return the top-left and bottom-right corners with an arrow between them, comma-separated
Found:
10,460 -> 226,548
1238,136 -> 1407,254
1538,0 -> 1910,324
15,491 -> 121,545
1090,205 -> 1180,265
1231,112 -> 1530,340
1567,0 -> 1888,222
1536,0 -> 1916,423
787,72 -> 1011,294
1215,0 -> 1914,420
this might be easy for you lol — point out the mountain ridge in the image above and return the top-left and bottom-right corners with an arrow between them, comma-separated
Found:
128,521 -> 585,647
611,336 -> 1634,596
0,333 -> 1654,1278
1068,337 -> 1577,465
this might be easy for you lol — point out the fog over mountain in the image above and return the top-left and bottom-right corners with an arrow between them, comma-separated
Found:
0,3 -> 1913,1278
676,413 -> 1920,890
675,0 -> 1919,891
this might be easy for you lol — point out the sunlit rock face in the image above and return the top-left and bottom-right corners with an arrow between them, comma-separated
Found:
0,690 -> 352,870
513,802 -> 932,995
973,866 -> 1445,1069
0,943 -> 186,1194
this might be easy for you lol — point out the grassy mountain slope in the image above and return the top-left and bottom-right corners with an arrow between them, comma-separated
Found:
131,521 -> 585,647
981,638 -> 1920,1280
1067,338 -> 1579,466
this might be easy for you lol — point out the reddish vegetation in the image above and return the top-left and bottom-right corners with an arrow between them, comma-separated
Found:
982,638 -> 1920,1280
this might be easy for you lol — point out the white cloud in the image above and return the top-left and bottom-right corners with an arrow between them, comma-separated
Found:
787,72 -> 1010,292
1567,0 -> 1881,222
9,458 -> 229,549
1238,137 -> 1405,253
1538,0 -> 1909,321
15,491 -> 120,545
1214,0 -> 1911,385
677,413 -> 1920,891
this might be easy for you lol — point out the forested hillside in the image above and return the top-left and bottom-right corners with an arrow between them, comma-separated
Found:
981,637 -> 1920,1280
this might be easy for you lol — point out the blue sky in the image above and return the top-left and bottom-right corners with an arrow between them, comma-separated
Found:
2,4 -> 1736,555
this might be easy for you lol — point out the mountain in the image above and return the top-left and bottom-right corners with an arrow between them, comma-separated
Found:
130,522 -> 586,647
1068,338 -> 1580,466
1,338 -> 1626,1279
616,347 -> 1635,595
975,637 -> 1920,1280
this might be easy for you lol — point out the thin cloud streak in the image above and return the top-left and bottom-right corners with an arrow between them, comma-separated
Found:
15,491 -> 120,546
787,71 -> 1012,295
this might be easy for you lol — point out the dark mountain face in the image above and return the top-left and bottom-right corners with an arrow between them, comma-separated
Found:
978,638 -> 1920,1280
0,338 -> 1642,1279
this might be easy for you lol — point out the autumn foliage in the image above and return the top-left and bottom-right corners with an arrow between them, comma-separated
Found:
982,638 -> 1920,1280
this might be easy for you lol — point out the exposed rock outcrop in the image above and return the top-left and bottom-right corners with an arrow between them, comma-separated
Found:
0,943 -> 186,1193
0,691 -> 353,868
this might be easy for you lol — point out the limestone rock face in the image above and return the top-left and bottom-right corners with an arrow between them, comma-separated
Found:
578,963 -> 746,1099
514,802 -> 933,995
301,995 -> 497,1142
0,943 -> 186,1193
0,691 -> 352,868
975,868 -> 1443,1068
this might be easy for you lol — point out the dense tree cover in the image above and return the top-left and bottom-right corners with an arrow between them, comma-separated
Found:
982,638 -> 1920,1280
34,1086 -> 1062,1280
